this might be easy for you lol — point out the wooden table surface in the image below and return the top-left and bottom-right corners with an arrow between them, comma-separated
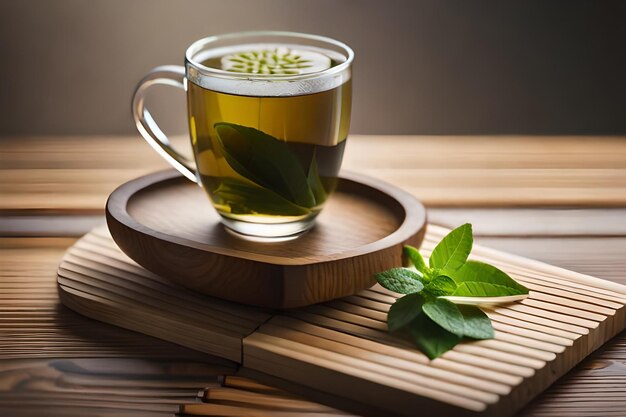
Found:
1,135 -> 626,416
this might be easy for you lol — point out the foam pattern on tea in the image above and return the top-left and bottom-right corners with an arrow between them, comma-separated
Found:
186,43 -> 351,97
221,47 -> 331,75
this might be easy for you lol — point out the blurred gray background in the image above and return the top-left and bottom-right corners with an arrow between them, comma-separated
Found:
0,0 -> 625,136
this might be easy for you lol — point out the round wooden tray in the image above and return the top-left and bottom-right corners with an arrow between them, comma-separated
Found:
106,170 -> 426,308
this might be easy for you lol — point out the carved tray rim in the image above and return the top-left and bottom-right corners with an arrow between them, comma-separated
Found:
105,169 -> 427,266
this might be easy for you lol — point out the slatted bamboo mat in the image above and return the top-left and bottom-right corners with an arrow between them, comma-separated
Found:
57,225 -> 626,417
56,227 -> 272,363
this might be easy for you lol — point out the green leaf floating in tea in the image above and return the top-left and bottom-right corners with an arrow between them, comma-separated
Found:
213,178 -> 310,216
307,152 -> 328,206
214,122 -> 316,208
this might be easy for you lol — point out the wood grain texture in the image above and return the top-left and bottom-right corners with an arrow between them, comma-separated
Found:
2,135 -> 626,213
343,135 -> 626,207
105,170 -> 426,308
6,234 -> 626,417
5,208 -> 626,239
4,224 -> 626,416
0,237 -> 239,364
429,208 -> 626,237
476,237 -> 626,287
59,229 -> 272,362
57,225 -> 626,417
185,375 -> 353,416
0,237 -> 233,416
4,134 -> 626,416
0,358 -> 222,417
0,239 -> 350,417
0,358 -> 347,417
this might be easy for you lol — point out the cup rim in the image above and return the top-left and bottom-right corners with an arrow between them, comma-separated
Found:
184,31 -> 354,82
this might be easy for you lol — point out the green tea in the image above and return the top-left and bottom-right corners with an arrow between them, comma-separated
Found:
187,46 -> 352,225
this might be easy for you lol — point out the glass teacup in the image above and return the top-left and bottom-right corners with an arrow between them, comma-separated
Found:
132,31 -> 353,241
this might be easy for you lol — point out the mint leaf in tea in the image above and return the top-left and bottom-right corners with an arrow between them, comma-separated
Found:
188,44 -> 351,225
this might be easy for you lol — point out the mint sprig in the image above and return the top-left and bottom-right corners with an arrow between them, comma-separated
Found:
375,223 -> 529,359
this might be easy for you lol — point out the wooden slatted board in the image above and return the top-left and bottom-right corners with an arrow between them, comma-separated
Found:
57,225 -> 626,417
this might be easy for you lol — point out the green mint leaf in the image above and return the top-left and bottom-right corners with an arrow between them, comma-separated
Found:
410,314 -> 462,359
452,260 -> 529,296
421,298 -> 465,337
213,178 -> 310,216
375,268 -> 424,294
423,275 -> 457,298
379,224 -> 526,357
458,305 -> 494,339
404,245 -> 428,274
422,268 -> 441,283
429,223 -> 473,274
387,293 -> 425,332
214,122 -> 316,207
453,282 -> 527,297
306,152 -> 327,206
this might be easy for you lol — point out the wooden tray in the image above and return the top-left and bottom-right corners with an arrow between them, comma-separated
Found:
57,225 -> 626,417
105,170 -> 427,308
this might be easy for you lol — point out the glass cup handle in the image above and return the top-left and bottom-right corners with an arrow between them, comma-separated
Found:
132,65 -> 198,183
